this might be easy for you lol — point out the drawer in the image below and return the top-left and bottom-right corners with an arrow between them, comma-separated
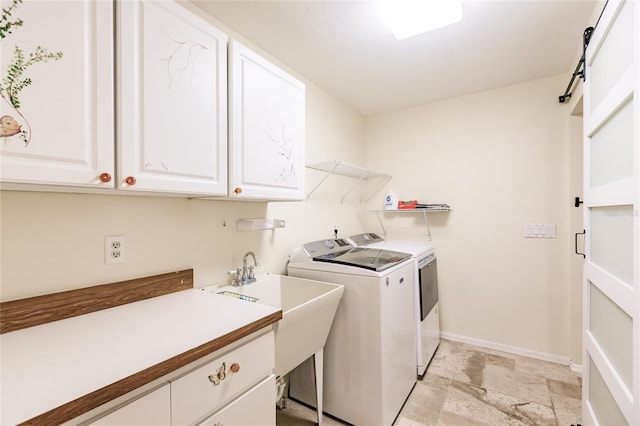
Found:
198,375 -> 276,426
171,330 -> 275,426
89,384 -> 170,426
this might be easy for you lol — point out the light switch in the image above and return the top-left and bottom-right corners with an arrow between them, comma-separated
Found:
524,224 -> 534,237
545,224 -> 556,238
524,223 -> 557,238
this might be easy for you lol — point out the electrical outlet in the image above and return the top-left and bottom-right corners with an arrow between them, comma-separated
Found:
105,235 -> 126,264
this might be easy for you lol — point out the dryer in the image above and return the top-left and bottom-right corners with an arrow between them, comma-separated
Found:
350,233 -> 440,377
287,238 -> 416,426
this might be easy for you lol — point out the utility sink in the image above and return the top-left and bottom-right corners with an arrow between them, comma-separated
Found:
206,273 -> 344,377
205,273 -> 343,425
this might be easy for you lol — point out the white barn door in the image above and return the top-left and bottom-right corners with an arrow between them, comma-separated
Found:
582,1 -> 639,425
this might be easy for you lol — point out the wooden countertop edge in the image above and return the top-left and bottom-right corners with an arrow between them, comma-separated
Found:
18,309 -> 283,426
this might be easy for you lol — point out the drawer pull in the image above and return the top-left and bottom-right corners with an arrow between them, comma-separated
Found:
207,361 -> 241,386
208,362 -> 226,386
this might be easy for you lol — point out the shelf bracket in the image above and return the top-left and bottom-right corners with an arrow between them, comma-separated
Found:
371,208 -> 448,242
340,172 -> 367,204
372,210 -> 432,241
421,209 -> 433,241
305,161 -> 341,201
374,211 -> 388,238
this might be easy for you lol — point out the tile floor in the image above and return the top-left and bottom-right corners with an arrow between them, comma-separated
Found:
276,339 -> 582,426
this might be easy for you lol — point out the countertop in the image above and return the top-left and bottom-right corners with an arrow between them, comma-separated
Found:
0,288 -> 281,425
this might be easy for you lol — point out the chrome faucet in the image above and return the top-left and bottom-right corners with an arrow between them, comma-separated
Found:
239,251 -> 258,285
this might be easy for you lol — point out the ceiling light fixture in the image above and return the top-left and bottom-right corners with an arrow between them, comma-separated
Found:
378,0 -> 463,40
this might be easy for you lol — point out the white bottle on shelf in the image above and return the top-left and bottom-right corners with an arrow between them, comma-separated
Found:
384,191 -> 399,210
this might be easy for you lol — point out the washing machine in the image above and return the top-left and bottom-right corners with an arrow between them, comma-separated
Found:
350,232 -> 440,377
287,238 -> 416,426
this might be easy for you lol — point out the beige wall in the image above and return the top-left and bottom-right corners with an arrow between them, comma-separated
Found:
1,1 -> 594,365
364,74 -> 575,360
0,81 -> 367,301
0,4 -> 369,302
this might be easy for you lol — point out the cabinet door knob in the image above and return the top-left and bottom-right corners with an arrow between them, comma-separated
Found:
99,173 -> 112,183
233,187 -> 242,195
230,363 -> 240,373
125,176 -> 137,186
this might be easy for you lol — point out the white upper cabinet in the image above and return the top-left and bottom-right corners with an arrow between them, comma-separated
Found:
229,40 -> 305,201
117,0 -> 228,195
0,0 -> 114,188
1,1 -> 304,201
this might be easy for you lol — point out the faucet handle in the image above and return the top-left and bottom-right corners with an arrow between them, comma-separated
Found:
228,268 -> 242,277
248,265 -> 256,280
228,268 -> 242,286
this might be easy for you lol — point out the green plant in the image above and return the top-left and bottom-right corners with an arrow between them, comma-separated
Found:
0,46 -> 62,145
0,0 -> 63,146
1,46 -> 63,110
0,0 -> 24,39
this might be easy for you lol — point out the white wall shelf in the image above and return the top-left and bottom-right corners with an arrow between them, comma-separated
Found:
368,207 -> 451,241
370,207 -> 451,213
305,160 -> 391,203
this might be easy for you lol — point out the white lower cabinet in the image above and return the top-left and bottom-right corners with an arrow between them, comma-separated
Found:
90,384 -> 171,426
198,375 -> 275,426
171,330 -> 275,425
83,330 -> 275,426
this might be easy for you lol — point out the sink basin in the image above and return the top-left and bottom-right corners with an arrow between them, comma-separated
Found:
206,273 -> 344,377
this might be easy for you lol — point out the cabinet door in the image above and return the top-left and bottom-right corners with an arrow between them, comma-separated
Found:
0,0 -> 114,188
229,40 -> 305,201
117,0 -> 228,195
198,376 -> 276,426
90,384 -> 170,426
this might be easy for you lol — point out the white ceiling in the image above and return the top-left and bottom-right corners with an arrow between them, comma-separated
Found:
191,0 -> 599,116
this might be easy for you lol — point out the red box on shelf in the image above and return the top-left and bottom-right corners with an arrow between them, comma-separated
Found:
398,200 -> 418,209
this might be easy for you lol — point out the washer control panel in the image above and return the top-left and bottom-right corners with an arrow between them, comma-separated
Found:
349,233 -> 384,246
302,238 -> 354,258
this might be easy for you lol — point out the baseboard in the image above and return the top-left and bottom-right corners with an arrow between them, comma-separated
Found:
569,360 -> 583,374
440,331 -> 573,367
